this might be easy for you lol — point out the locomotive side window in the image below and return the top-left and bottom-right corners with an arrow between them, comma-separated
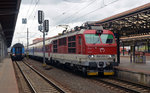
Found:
68,36 -> 76,53
85,34 -> 100,44
100,34 -> 115,44
53,40 -> 57,53
79,36 -> 81,44
68,36 -> 76,41
59,37 -> 66,46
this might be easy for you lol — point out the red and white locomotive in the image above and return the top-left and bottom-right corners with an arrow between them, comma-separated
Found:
28,23 -> 117,76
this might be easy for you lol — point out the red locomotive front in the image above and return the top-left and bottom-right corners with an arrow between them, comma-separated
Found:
83,30 -> 116,55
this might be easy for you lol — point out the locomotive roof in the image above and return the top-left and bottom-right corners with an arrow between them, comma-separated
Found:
28,29 -> 85,47
12,43 -> 24,48
28,28 -> 113,47
52,29 -> 85,40
52,29 -> 113,40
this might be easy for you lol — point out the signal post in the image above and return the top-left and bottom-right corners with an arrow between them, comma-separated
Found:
38,10 -> 49,67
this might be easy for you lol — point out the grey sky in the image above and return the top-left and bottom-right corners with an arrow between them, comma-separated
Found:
12,0 -> 150,46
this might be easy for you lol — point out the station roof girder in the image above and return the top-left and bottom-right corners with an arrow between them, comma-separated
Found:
0,0 -> 21,47
94,3 -> 150,44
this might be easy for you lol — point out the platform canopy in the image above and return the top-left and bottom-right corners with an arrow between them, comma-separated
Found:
94,3 -> 150,46
0,0 -> 21,47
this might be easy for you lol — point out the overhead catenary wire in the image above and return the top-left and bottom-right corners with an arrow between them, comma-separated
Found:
21,0 -> 40,34
57,0 -> 97,24
57,0 -> 119,25
27,0 -> 40,19
13,0 -> 41,46
67,0 -> 120,23
21,0 -> 34,32
23,0 -> 40,39
27,0 -> 41,30
25,0 -> 34,18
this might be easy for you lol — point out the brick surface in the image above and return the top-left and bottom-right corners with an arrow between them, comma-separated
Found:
0,58 -> 19,93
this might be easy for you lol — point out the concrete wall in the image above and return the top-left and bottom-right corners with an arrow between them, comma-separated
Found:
0,23 -> 8,60
116,69 -> 150,86
0,33 -> 7,60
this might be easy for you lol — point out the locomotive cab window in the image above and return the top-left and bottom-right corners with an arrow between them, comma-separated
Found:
68,36 -> 76,53
59,37 -> 66,46
53,40 -> 58,53
85,34 -> 100,44
100,34 -> 115,44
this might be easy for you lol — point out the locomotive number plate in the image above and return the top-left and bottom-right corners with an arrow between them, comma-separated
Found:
96,55 -> 110,58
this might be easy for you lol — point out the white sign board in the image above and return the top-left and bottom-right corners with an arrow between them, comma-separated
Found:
22,18 -> 27,24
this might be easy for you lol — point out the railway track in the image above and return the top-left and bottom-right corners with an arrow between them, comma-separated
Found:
94,77 -> 150,93
20,58 -> 150,93
15,61 -> 67,93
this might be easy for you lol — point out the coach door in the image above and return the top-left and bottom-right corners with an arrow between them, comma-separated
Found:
78,35 -> 82,54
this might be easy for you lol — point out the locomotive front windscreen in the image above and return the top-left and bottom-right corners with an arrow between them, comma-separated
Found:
85,34 -> 100,44
100,34 -> 115,44
15,47 -> 22,55
85,34 -> 115,44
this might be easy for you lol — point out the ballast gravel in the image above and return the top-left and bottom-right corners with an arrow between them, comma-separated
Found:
25,59 -> 117,93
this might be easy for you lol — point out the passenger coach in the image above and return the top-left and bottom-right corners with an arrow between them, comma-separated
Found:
11,43 -> 25,61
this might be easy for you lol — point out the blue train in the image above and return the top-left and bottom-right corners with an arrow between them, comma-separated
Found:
11,43 -> 25,61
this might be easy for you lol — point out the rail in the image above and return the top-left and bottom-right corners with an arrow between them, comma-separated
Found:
15,61 -> 66,93
15,61 -> 37,93
94,77 -> 150,93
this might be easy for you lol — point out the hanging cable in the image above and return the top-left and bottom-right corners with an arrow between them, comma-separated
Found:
58,0 -> 119,24
68,0 -> 119,23
57,0 -> 97,24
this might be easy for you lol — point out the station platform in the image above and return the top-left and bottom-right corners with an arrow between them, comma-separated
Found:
116,55 -> 150,74
0,58 -> 19,93
115,55 -> 150,86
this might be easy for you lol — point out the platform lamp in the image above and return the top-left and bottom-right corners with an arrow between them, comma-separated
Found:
38,10 -> 49,67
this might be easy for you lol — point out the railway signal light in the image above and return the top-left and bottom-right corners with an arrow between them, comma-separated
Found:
43,20 -> 49,32
38,10 -> 44,24
38,25 -> 43,31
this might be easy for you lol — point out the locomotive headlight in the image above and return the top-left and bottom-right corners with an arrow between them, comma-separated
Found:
108,55 -> 115,58
88,55 -> 95,59
108,55 -> 112,58
111,55 -> 115,58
